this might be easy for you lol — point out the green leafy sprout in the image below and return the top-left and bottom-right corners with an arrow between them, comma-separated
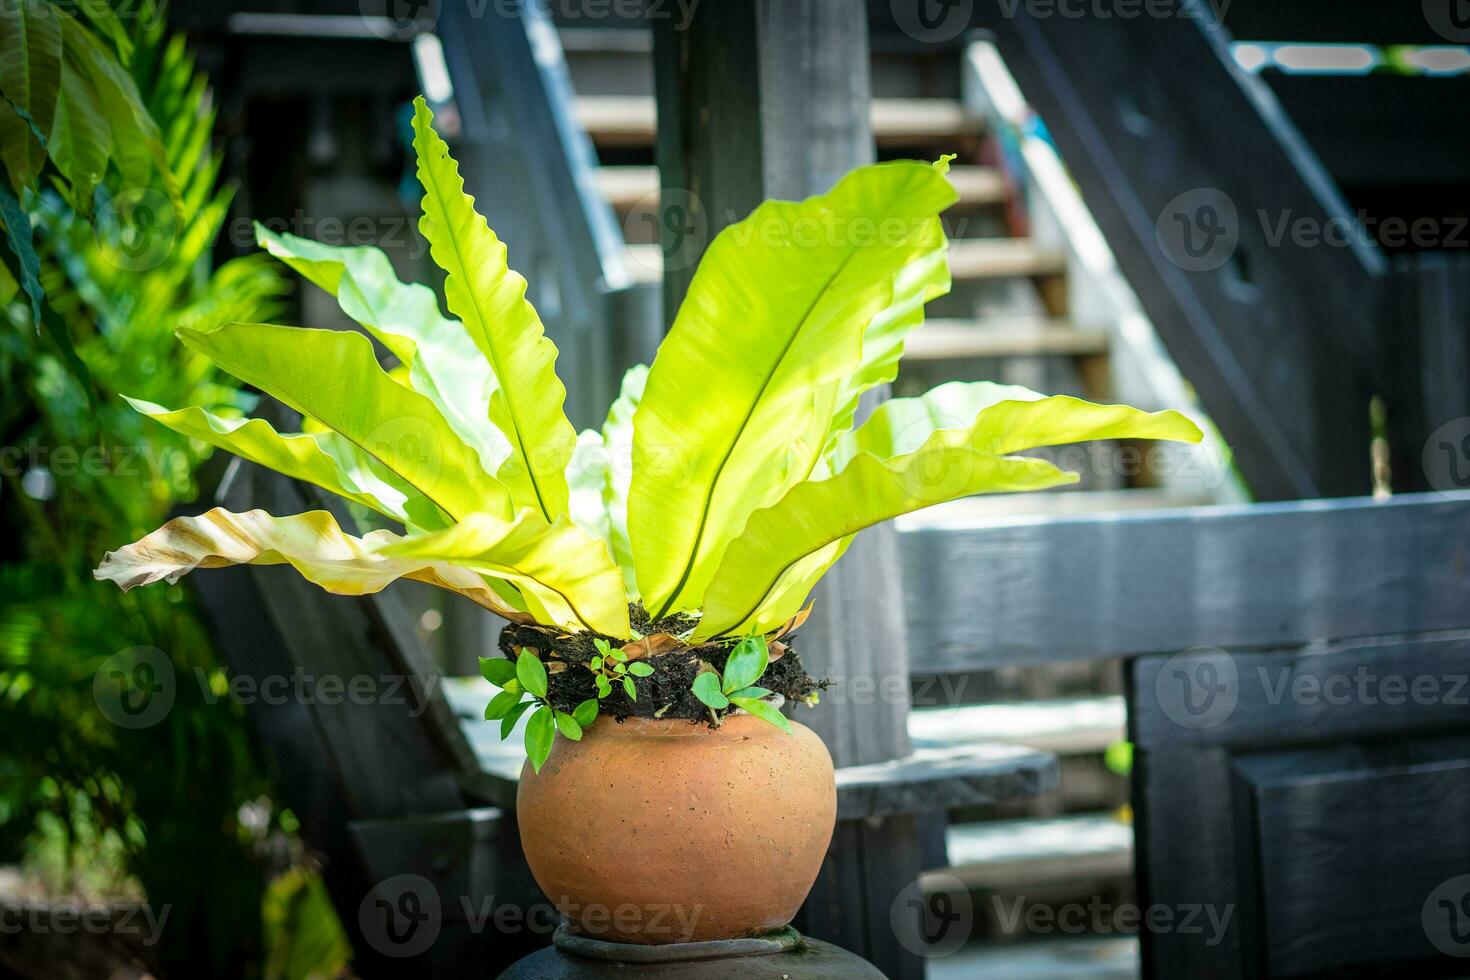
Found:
691,635 -> 792,734
93,94 -> 1204,740
480,651 -> 599,773
590,637 -> 654,701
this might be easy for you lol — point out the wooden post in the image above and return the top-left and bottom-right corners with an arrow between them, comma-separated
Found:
654,5 -> 923,977
1382,253 -> 1470,494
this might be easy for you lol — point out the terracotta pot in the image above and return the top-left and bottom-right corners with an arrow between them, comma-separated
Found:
517,712 -> 836,945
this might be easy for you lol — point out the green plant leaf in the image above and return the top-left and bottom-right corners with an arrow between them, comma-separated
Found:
693,450 -> 1078,641
503,678 -> 522,696
500,698 -> 535,739
730,696 -> 792,734
479,657 -> 517,687
524,705 -> 555,774
515,648 -> 548,700
61,17 -> 174,201
0,175 -> 43,324
254,225 -> 511,478
721,635 -> 769,694
691,672 -> 729,710
49,44 -> 109,203
696,392 -> 1202,639
176,321 -> 515,523
554,711 -> 583,741
94,507 -> 531,620
122,397 -> 449,531
411,96 -> 575,521
572,698 -> 598,727
622,676 -> 637,701
822,157 -> 955,455
831,381 -> 1204,469
730,686 -> 772,700
628,662 -> 654,677
595,675 -> 612,698
0,0 -> 62,190
379,511 -> 631,636
567,428 -> 613,551
600,364 -> 646,594
630,161 -> 958,618
484,689 -> 522,721
76,0 -> 134,63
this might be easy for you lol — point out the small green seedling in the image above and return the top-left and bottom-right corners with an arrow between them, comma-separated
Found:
480,651 -> 598,773
589,637 -> 654,701
690,635 -> 791,734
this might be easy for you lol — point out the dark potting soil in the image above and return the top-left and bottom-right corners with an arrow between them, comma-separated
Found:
495,604 -> 824,725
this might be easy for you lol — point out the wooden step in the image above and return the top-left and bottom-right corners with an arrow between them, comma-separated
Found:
905,318 -> 1107,361
596,164 -> 1007,211
623,237 -> 1064,285
910,697 -> 1125,757
949,238 -> 1066,281
931,813 -> 1134,890
575,96 -> 980,147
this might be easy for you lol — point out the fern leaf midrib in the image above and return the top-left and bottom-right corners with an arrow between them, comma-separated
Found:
421,161 -> 552,523
649,250 -> 852,622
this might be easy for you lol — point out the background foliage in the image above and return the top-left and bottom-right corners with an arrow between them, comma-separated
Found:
0,3 -> 349,976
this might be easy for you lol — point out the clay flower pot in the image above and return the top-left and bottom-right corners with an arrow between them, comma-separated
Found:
517,712 -> 837,945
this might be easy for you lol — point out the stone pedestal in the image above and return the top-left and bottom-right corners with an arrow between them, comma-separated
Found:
497,926 -> 888,979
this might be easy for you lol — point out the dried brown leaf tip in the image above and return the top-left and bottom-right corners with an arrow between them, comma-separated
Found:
768,640 -> 789,663
621,632 -> 684,661
773,604 -> 812,639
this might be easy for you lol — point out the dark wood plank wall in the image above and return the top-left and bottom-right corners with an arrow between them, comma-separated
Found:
974,3 -> 1383,500
1130,648 -> 1470,977
900,491 -> 1470,673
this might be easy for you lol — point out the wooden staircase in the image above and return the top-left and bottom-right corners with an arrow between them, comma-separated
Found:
565,37 -> 1159,497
